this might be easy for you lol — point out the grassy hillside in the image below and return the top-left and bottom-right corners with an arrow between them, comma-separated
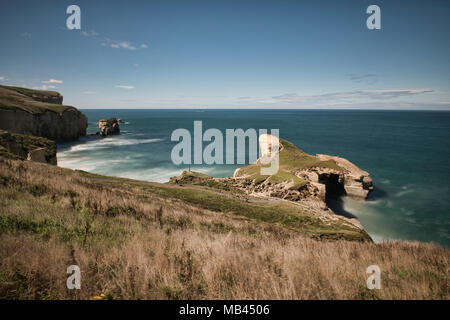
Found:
0,156 -> 448,299
0,85 -> 71,115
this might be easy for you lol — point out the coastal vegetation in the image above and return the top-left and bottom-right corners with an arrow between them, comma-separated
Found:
0,157 -> 448,299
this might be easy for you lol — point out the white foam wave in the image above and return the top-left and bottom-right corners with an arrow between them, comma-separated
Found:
58,155 -> 132,172
59,138 -> 164,153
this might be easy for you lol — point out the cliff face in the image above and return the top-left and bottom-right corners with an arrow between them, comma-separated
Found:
0,108 -> 87,142
0,85 -> 87,141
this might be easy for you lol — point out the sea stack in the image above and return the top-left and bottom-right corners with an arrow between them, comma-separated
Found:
98,118 -> 121,137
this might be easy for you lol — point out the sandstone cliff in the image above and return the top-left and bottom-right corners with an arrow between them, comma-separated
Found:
0,85 -> 87,141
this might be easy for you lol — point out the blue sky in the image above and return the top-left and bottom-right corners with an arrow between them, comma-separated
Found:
0,0 -> 449,109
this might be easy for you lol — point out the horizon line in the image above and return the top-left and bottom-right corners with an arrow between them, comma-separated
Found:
77,107 -> 450,111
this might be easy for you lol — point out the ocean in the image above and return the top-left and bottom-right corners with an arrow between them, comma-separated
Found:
57,109 -> 450,247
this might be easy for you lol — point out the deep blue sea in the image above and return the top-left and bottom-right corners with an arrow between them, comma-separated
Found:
58,110 -> 450,247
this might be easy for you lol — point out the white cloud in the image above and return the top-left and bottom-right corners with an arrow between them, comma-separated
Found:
115,85 -> 135,90
359,88 -> 434,99
235,88 -> 437,108
102,39 -> 137,50
133,64 -> 139,67
267,88 -> 434,104
82,91 -> 97,94
82,31 -> 99,37
42,78 -> 63,84
0,77 -> 5,81
100,38 -> 149,51
80,31 -> 146,51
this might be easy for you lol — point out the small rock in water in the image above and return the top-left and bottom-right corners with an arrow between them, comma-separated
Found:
98,118 -> 120,137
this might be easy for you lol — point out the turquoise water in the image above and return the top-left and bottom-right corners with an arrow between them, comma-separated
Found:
58,110 -> 450,247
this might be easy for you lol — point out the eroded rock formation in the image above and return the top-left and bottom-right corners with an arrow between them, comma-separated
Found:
98,118 -> 120,137
233,135 -> 374,202
316,154 -> 373,200
171,135 -> 374,227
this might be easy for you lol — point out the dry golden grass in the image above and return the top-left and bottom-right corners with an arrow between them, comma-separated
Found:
0,157 -> 448,300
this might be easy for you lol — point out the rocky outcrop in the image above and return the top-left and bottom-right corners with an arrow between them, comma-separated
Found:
98,118 -> 120,137
316,154 -> 374,200
0,85 -> 87,141
169,136 -> 374,230
169,137 -> 375,237
0,130 -> 57,165
226,136 -> 374,224
232,136 -> 373,201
